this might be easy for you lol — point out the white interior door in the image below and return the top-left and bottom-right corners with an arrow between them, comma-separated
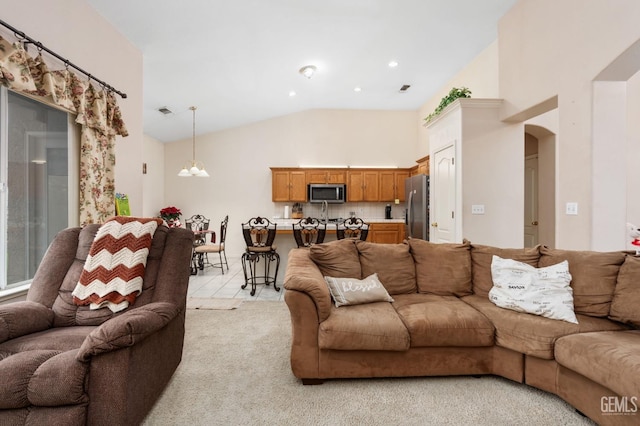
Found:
432,145 -> 456,242
524,156 -> 539,247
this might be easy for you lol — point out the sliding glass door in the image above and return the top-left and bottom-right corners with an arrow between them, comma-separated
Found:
0,88 -> 77,290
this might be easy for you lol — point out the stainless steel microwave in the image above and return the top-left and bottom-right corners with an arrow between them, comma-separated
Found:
308,184 -> 346,203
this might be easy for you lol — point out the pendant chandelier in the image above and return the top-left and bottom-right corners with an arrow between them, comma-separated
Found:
178,106 -> 209,177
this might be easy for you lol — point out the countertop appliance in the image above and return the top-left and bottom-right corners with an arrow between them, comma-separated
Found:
405,174 -> 430,240
308,184 -> 346,204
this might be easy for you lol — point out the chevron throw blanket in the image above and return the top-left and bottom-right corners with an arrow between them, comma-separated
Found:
72,216 -> 163,313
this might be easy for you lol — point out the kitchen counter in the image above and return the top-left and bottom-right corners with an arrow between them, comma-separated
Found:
272,218 -> 404,231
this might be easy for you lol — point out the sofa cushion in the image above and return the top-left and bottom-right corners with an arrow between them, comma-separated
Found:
356,240 -> 417,294
310,239 -> 361,279
318,302 -> 410,351
538,246 -> 625,317
408,239 -> 472,296
392,294 -> 494,347
471,244 -> 540,297
489,256 -> 577,324
609,255 -> 640,328
324,274 -> 394,307
462,295 -> 628,359
0,326 -> 95,354
555,330 -> 640,399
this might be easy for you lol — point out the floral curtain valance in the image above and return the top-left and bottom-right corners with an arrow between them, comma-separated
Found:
0,36 -> 128,225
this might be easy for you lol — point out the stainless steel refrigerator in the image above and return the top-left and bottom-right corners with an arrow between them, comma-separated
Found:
405,174 -> 430,240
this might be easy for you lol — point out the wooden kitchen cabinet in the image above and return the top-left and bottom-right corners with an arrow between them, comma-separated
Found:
347,170 -> 379,202
306,169 -> 346,184
369,222 -> 406,244
416,155 -> 430,175
271,169 -> 307,202
379,170 -> 410,202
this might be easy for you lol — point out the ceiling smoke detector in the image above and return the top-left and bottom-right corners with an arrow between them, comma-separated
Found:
158,106 -> 173,114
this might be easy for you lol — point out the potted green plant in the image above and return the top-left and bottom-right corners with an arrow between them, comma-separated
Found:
424,87 -> 471,124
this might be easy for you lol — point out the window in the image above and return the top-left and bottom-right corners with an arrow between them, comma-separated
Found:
0,88 -> 78,290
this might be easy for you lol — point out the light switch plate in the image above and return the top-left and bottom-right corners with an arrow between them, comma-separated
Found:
471,204 -> 485,215
566,202 -> 578,215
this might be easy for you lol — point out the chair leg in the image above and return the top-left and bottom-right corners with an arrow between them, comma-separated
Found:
241,252 -> 250,289
272,251 -> 280,292
218,251 -> 225,274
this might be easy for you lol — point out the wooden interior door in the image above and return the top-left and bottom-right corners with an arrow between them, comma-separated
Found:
432,145 -> 456,242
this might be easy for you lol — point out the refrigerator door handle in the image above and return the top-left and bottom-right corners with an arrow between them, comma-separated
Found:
407,190 -> 414,238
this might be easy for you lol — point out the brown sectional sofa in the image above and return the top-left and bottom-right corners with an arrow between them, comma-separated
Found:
0,224 -> 194,425
283,238 -> 640,426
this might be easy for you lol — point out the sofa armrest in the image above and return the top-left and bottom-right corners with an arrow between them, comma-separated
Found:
0,301 -> 54,343
284,249 -> 332,322
76,302 -> 180,362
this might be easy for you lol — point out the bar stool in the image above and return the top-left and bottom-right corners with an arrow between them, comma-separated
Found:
292,217 -> 326,247
336,217 -> 370,241
241,217 -> 280,296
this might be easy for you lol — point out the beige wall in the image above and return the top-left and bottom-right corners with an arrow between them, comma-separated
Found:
164,108 -> 418,256
416,0 -> 640,250
2,0 -> 144,218
497,0 -> 640,249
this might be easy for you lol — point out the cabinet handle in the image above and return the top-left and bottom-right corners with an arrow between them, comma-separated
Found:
431,222 -> 438,227
532,221 -> 538,226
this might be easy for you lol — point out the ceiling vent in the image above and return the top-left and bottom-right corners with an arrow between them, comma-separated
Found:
158,106 -> 173,115
399,84 -> 411,93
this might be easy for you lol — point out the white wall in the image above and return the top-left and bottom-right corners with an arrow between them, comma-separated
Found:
1,0 -> 144,217
143,134 -> 165,217
164,108 -> 418,256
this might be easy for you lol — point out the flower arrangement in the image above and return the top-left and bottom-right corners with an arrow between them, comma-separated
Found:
160,206 -> 182,227
424,87 -> 472,124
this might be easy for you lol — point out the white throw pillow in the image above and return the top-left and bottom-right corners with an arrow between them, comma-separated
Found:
324,273 -> 394,307
489,255 -> 578,324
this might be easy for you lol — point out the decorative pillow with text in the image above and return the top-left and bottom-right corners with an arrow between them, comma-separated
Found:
324,273 -> 394,307
489,255 -> 578,324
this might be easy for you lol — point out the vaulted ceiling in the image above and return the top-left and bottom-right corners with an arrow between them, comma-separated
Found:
87,0 -> 518,142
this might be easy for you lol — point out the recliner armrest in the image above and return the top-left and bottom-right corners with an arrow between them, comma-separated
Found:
284,249 -> 332,322
0,301 -> 54,343
76,302 -> 180,361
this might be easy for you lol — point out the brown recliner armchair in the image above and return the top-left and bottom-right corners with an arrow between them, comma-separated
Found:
0,224 -> 194,425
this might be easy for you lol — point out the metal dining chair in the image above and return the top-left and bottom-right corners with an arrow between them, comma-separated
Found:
194,215 -> 229,274
184,214 -> 211,274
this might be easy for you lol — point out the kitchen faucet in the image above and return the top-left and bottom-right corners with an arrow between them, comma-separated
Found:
321,200 -> 328,223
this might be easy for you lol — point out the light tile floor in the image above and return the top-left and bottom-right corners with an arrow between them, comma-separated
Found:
187,254 -> 286,301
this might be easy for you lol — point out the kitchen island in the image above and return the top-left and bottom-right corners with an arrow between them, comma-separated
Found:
272,218 -> 406,244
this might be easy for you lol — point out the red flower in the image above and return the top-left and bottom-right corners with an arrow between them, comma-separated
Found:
160,206 -> 182,221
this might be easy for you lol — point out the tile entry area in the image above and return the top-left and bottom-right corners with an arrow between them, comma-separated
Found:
187,255 -> 285,301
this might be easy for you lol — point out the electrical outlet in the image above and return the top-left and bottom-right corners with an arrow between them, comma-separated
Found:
566,202 -> 578,215
471,205 -> 485,215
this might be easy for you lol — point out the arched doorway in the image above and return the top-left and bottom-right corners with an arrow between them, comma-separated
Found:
523,124 -> 556,248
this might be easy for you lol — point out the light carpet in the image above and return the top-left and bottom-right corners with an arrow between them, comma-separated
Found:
143,301 -> 595,426
186,297 -> 244,310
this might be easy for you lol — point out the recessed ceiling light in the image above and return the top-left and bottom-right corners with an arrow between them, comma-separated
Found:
388,61 -> 399,68
158,106 -> 172,114
289,91 -> 297,97
299,65 -> 317,79
354,87 -> 362,92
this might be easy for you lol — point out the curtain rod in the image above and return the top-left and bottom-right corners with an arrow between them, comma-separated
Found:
0,18 -> 127,99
